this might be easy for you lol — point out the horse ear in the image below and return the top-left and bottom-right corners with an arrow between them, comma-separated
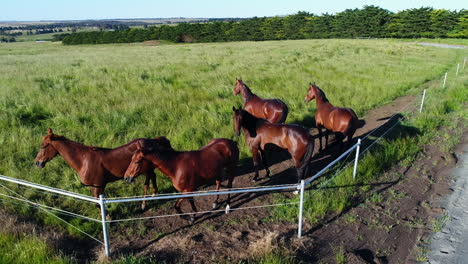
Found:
232,106 -> 236,111
47,128 -> 53,135
136,139 -> 144,150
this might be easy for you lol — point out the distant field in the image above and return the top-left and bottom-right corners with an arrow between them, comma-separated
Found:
0,39 -> 465,238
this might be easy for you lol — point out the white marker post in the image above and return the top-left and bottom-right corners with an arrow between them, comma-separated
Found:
420,89 -> 427,113
352,138 -> 361,181
456,63 -> 460,76
443,72 -> 448,88
99,194 -> 110,257
297,180 -> 305,238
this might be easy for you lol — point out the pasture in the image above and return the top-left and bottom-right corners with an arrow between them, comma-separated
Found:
0,39 -> 466,262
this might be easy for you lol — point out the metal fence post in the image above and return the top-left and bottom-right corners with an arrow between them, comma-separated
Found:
297,180 -> 305,238
99,194 -> 110,257
353,139 -> 361,181
443,72 -> 447,88
419,89 -> 427,113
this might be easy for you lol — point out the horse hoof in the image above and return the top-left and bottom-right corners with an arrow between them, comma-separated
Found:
189,216 -> 195,225
293,190 -> 299,195
212,202 -> 218,209
141,204 -> 146,211
225,204 -> 230,214
106,214 -> 112,221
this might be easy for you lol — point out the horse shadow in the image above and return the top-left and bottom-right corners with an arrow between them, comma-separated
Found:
199,113 -> 419,224
113,113 -> 420,258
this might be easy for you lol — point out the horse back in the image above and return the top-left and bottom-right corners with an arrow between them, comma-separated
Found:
330,107 -> 358,134
263,98 -> 289,123
200,138 -> 239,163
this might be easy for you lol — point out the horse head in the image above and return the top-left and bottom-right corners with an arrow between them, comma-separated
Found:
233,78 -> 244,96
232,107 -> 243,136
35,128 -> 61,168
306,82 -> 328,103
304,82 -> 319,102
124,139 -> 148,183
232,107 -> 257,137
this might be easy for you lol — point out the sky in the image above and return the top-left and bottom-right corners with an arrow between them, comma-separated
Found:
1,0 -> 466,21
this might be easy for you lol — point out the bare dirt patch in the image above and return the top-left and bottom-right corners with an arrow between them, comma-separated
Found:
2,91 -> 463,263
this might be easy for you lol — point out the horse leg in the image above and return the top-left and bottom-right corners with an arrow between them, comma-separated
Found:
317,127 -> 323,152
224,159 -> 237,213
337,133 -> 345,152
212,179 -> 221,209
251,146 -> 261,182
149,170 -> 158,196
347,134 -> 353,148
324,129 -> 329,150
141,175 -> 150,210
188,197 -> 198,224
92,186 -> 110,220
259,149 -> 271,177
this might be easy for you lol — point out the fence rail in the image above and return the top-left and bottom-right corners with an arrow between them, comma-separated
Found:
0,62 -> 462,257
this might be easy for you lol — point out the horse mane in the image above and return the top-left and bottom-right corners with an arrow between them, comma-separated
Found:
314,85 -> 329,103
142,137 -> 176,162
51,134 -> 105,150
238,80 -> 254,98
240,109 -> 263,137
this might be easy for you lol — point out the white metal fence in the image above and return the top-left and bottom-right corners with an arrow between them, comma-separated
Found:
0,59 -> 464,257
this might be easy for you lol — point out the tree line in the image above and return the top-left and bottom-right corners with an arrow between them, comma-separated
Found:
62,6 -> 467,45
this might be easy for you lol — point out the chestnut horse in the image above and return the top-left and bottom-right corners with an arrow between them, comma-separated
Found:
304,83 -> 359,151
124,137 -> 239,224
34,128 -> 157,210
232,107 -> 314,183
233,79 -> 289,123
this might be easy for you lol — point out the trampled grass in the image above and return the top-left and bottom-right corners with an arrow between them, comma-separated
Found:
0,39 -> 466,245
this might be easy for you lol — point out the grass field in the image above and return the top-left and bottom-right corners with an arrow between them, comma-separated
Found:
0,38 -> 466,262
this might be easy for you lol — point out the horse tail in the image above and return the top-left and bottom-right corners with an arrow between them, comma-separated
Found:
229,140 -> 240,166
225,140 -> 239,188
298,138 -> 314,181
343,109 -> 359,137
277,102 -> 289,123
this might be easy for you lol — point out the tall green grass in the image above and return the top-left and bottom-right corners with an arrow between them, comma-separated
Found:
0,231 -> 72,264
0,39 -> 465,238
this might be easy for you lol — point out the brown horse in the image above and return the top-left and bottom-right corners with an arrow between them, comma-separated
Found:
304,83 -> 359,151
232,107 -> 314,183
233,79 -> 289,123
34,128 -> 157,210
124,137 -> 239,224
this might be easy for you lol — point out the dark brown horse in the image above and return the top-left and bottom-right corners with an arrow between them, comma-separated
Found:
233,79 -> 289,123
304,83 -> 359,151
232,107 -> 314,183
34,128 -> 157,210
124,137 -> 239,224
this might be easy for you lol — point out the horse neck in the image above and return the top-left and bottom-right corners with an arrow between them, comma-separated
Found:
51,139 -> 89,173
241,112 -> 261,137
240,85 -> 256,104
314,88 -> 332,110
145,151 -> 178,178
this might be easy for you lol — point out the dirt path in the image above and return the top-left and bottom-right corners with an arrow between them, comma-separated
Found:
417,42 -> 467,49
427,133 -> 468,263
100,93 -> 421,262
0,90 -> 431,263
